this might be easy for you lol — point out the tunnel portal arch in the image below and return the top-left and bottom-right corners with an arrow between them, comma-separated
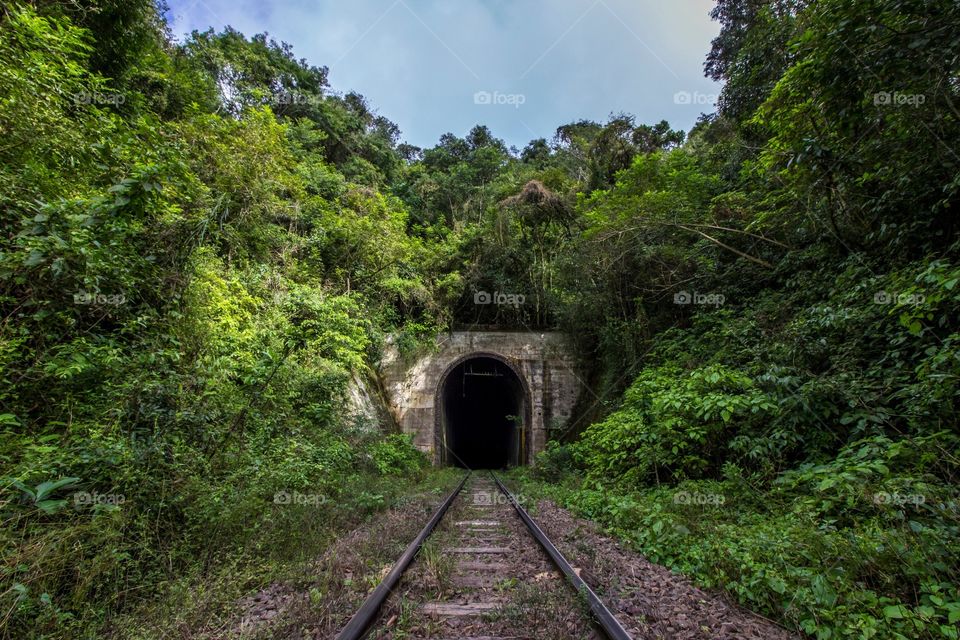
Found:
378,331 -> 582,466
434,352 -> 532,468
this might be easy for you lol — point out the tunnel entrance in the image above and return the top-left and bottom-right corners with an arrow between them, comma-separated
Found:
436,355 -> 528,469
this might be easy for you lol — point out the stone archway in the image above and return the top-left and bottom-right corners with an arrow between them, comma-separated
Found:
434,352 -> 533,468
378,331 -> 583,466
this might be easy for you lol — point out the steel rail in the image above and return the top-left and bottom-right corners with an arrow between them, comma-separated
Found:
490,472 -> 634,640
335,471 -> 471,640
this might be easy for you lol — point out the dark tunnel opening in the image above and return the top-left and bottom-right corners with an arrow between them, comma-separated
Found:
439,356 -> 526,469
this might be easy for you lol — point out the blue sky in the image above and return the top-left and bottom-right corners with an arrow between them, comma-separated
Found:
165,0 -> 723,150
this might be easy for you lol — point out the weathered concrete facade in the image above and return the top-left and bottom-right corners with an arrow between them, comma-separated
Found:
378,331 -> 582,465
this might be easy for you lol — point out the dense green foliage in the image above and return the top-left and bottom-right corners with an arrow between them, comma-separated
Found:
0,4 -> 436,637
519,2 -> 960,638
1,0 -> 958,638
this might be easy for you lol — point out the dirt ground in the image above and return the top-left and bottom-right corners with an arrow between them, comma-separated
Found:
528,498 -> 799,640
207,483 -> 460,639
203,476 -> 800,639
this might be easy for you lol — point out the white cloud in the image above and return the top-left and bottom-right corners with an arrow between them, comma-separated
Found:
165,0 -> 723,147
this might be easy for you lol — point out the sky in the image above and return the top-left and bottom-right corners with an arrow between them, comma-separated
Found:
164,0 -> 723,150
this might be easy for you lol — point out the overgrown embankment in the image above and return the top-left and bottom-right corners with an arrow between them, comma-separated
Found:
0,5 -> 443,638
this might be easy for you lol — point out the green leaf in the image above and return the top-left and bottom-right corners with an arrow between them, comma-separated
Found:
36,499 -> 68,515
817,477 -> 837,491
23,250 -> 45,267
34,477 -> 80,501
883,605 -> 908,619
768,576 -> 787,594
11,480 -> 35,500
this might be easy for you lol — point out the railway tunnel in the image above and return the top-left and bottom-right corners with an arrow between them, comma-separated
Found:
378,331 -> 582,467
436,355 -> 529,469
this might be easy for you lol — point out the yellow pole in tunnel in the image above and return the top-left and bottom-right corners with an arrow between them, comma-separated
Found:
520,422 -> 525,466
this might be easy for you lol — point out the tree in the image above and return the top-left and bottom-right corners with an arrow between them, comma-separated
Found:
705,0 -> 808,122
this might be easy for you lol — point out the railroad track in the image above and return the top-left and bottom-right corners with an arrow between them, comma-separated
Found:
336,472 -> 632,640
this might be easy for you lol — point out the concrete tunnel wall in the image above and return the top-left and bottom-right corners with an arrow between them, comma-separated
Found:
377,331 -> 583,466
